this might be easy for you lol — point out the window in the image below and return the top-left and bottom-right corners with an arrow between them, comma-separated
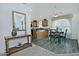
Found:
52,19 -> 71,34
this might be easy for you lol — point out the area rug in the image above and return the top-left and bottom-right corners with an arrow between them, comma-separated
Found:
32,38 -> 79,54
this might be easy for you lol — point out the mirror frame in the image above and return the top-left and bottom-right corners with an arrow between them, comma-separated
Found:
12,11 -> 26,33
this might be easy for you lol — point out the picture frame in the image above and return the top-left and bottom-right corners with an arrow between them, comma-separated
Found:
12,11 -> 26,33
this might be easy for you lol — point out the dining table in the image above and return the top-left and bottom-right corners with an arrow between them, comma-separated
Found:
49,29 -> 64,43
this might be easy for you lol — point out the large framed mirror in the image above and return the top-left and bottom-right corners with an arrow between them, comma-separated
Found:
12,11 -> 26,33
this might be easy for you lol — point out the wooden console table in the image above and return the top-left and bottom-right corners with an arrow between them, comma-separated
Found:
4,34 -> 32,56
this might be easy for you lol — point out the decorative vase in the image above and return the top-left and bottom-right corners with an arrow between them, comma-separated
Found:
11,29 -> 17,36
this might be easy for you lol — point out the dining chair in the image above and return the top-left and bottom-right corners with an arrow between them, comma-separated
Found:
48,29 -> 56,41
59,29 -> 68,42
48,29 -> 60,43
